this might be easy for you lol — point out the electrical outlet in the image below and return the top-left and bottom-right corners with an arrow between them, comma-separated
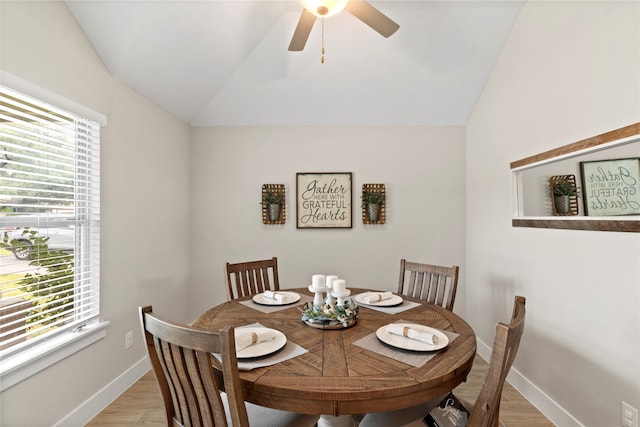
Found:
125,330 -> 133,350
622,401 -> 638,427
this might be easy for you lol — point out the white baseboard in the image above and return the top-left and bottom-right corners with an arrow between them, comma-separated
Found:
53,356 -> 150,427
475,338 -> 583,427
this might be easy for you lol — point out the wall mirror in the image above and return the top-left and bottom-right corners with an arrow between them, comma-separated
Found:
511,123 -> 640,232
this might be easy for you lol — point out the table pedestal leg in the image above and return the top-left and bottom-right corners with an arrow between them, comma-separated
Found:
318,414 -> 359,427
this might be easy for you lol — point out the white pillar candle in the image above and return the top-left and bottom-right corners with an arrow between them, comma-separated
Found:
332,279 -> 346,293
312,274 -> 325,289
325,275 -> 338,289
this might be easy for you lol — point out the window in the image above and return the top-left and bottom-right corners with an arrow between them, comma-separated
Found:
0,84 -> 103,389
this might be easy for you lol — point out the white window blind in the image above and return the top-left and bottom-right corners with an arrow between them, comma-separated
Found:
0,85 -> 100,358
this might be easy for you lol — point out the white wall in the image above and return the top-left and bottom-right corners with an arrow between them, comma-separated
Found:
466,1 -> 640,426
189,126 -> 467,316
0,2 -> 192,425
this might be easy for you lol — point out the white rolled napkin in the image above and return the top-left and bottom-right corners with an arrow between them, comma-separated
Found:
386,324 -> 439,345
363,291 -> 394,304
263,290 -> 288,302
235,329 -> 276,352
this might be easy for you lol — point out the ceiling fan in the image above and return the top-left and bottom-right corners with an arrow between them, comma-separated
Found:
288,0 -> 400,52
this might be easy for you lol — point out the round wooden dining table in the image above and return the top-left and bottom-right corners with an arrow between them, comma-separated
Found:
193,287 -> 476,427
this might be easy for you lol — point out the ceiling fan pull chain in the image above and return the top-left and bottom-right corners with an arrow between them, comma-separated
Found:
321,17 -> 325,63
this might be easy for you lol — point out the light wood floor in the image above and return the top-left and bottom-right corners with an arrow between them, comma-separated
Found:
86,355 -> 555,426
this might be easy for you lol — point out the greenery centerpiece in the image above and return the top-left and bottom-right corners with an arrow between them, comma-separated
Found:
300,299 -> 359,329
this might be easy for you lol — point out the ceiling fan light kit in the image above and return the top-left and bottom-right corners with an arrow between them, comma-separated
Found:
301,0 -> 348,17
289,0 -> 400,53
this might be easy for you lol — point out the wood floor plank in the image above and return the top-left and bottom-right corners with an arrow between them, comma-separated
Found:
86,355 -> 555,426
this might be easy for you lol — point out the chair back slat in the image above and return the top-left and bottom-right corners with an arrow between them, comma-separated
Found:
225,257 -> 280,300
468,296 -> 526,427
139,306 -> 250,427
397,259 -> 459,311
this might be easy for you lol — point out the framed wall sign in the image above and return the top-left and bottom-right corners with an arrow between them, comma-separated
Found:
580,157 -> 640,216
296,172 -> 352,228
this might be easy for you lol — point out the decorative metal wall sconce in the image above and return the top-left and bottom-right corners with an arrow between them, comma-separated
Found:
362,183 -> 386,224
262,184 -> 286,224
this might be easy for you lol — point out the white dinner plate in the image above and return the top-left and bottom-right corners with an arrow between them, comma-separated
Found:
355,292 -> 404,307
376,323 -> 449,352
235,327 -> 287,359
252,291 -> 301,306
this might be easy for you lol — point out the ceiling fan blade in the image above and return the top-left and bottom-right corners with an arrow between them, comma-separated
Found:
288,9 -> 317,51
345,0 -> 399,38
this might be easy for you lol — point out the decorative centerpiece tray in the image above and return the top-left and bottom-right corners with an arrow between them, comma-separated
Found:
300,301 -> 359,330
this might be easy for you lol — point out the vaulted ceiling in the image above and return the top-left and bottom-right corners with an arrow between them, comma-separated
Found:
65,0 -> 523,126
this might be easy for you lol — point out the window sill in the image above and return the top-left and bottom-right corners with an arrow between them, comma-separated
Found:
0,320 -> 110,392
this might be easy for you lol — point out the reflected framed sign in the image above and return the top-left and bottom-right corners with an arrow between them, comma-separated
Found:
296,172 -> 352,228
580,157 -> 640,216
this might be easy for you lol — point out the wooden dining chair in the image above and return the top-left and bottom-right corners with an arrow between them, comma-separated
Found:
225,257 -> 280,301
359,296 -> 527,427
397,259 -> 460,311
139,306 -> 319,427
